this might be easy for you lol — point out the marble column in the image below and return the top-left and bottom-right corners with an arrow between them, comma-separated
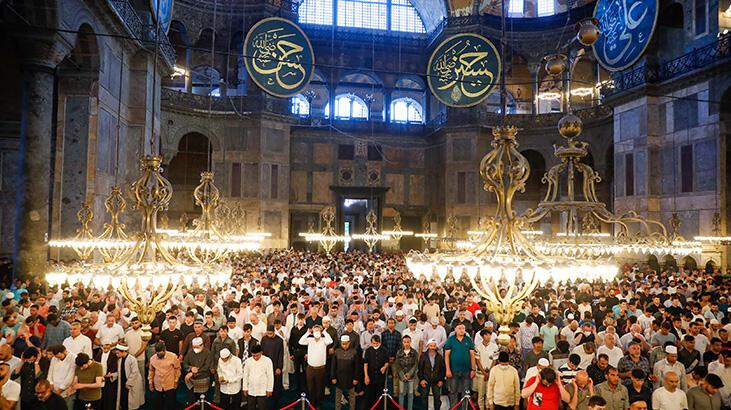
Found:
14,36 -> 70,277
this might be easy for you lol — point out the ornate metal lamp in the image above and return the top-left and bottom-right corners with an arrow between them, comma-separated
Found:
352,210 -> 390,251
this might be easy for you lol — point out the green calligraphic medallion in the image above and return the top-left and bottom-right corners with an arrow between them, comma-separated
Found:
244,17 -> 315,98
427,33 -> 501,108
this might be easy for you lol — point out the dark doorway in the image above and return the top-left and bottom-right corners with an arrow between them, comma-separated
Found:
342,198 -> 378,252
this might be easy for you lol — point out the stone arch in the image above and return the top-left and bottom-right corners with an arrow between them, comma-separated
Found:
168,133 -> 213,186
653,1 -> 686,60
662,254 -> 678,272
647,254 -> 660,272
339,71 -> 384,86
682,255 -> 698,271
704,259 -> 717,273
53,22 -> 102,242
165,123 -> 222,159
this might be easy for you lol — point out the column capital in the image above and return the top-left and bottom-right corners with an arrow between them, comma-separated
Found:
13,31 -> 72,72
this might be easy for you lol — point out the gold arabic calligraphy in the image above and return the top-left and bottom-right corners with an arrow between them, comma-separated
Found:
251,28 -> 308,91
433,39 -> 496,100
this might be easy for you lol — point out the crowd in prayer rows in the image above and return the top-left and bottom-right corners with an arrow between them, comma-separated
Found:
0,249 -> 729,410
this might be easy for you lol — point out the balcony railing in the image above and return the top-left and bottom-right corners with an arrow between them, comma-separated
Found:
161,88 -> 291,114
441,105 -> 613,129
106,0 -> 176,67
601,33 -> 730,97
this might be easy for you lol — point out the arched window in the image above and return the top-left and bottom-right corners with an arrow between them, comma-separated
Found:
191,65 -> 220,96
537,0 -> 555,16
209,87 -> 220,97
325,94 -> 369,120
390,97 -> 423,123
299,0 -> 425,33
291,94 -> 311,117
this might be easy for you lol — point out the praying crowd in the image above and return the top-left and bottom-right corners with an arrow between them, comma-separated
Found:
0,249 -> 729,410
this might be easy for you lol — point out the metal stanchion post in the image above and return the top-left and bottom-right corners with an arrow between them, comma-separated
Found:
200,394 -> 206,410
463,390 -> 471,410
383,388 -> 389,410
301,392 -> 307,410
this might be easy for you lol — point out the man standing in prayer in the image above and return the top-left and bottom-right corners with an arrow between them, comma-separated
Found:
651,371 -> 688,410
486,351 -> 520,410
445,323 -> 476,406
183,337 -> 213,404
298,324 -> 332,408
148,342 -> 180,408
217,348 -> 243,410
242,344 -> 273,410
331,335 -> 361,410
260,324 -> 284,408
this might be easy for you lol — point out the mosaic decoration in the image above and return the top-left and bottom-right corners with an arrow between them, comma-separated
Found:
427,33 -> 501,108
244,17 -> 315,98
593,0 -> 658,71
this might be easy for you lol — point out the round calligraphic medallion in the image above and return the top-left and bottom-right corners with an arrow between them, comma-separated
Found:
593,0 -> 658,71
150,0 -> 174,34
244,17 -> 315,98
427,33 -> 501,108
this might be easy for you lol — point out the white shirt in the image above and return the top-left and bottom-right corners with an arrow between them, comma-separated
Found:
298,332 -> 333,367
1,379 -> 20,409
49,352 -> 77,391
217,356 -> 243,395
402,328 -> 424,350
475,341 -> 499,371
597,345 -> 624,367
63,334 -> 93,356
651,387 -> 688,410
242,356 -> 274,397
227,326 -> 244,344
561,327 -> 578,349
421,326 -> 448,352
97,323 -> 125,344
100,350 -> 112,376
250,322 -> 266,342
709,360 -> 731,406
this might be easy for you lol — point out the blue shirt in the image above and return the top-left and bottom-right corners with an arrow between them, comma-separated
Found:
444,334 -> 474,373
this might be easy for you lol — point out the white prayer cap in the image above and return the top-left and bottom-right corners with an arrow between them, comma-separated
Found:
322,316 -> 331,323
430,317 -> 439,325
665,345 -> 678,354
567,313 -> 575,320
427,338 -> 437,346
192,337 -> 204,346
711,319 -> 721,325
395,310 -> 404,317
485,321 -> 494,327
4,293 -> 13,300
340,335 -> 350,342
538,358 -> 550,367
220,348 -> 231,358
388,297 -> 396,303
114,344 -> 129,351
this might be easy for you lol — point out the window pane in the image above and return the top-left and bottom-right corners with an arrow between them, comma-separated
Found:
537,0 -> 554,16
300,0 -> 334,25
509,0 -> 523,15
351,98 -> 368,118
337,0 -> 388,30
291,94 -> 310,116
391,98 -> 423,123
694,0 -> 706,35
391,0 -> 426,33
681,145 -> 693,192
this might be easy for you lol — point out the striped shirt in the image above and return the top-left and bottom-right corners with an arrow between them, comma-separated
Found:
558,363 -> 582,383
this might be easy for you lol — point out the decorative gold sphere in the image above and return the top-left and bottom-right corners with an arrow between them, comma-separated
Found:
558,114 -> 583,139
544,54 -> 567,76
576,18 -> 601,46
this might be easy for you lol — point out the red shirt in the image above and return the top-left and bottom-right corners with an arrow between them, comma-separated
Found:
525,376 -> 561,410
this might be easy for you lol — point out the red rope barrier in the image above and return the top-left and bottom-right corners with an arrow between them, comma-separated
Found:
448,397 -> 465,410
279,398 -> 303,410
305,399 -> 317,410
368,396 -> 383,410
207,402 -> 225,410
183,402 -> 199,410
467,398 -> 478,410
388,394 -> 407,410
